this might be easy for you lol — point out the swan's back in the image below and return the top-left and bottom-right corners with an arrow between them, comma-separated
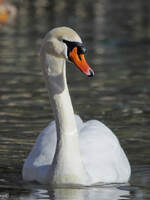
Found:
79,120 -> 130,184
23,115 -> 130,184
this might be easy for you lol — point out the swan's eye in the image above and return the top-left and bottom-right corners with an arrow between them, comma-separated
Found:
77,45 -> 86,55
62,40 -> 86,61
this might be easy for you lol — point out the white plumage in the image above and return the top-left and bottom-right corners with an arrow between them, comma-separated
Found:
22,27 -> 131,186
23,115 -> 130,185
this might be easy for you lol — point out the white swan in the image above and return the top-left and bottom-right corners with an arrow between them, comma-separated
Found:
0,0 -> 17,25
22,27 -> 131,186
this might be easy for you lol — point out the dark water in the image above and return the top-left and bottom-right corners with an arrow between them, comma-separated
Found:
0,0 -> 150,199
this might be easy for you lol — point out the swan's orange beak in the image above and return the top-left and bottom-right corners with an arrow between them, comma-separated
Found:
0,12 -> 9,23
69,47 -> 94,77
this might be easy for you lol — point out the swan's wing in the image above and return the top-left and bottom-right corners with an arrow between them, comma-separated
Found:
22,115 -> 83,183
79,120 -> 131,184
22,120 -> 57,183
23,121 -> 56,167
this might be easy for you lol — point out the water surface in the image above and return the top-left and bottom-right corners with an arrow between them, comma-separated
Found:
0,0 -> 150,199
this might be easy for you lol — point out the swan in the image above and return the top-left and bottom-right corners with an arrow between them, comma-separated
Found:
22,27 -> 131,186
0,0 -> 17,25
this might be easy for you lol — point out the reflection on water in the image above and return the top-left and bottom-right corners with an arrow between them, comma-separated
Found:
19,186 -> 130,200
48,186 -> 130,200
0,0 -> 150,199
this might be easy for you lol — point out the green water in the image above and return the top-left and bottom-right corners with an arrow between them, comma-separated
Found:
0,0 -> 150,199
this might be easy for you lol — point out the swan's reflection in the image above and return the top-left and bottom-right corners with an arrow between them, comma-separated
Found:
20,185 -> 130,200
48,186 -> 130,200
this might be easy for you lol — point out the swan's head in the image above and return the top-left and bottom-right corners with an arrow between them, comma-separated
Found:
41,27 -> 94,77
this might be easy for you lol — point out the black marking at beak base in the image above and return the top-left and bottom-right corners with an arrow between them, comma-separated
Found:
63,40 -> 86,60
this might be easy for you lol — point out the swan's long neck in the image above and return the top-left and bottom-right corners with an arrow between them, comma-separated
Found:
41,53 -> 88,186
46,57 -> 77,136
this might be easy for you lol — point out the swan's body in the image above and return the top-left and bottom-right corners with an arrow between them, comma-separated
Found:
22,27 -> 131,186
